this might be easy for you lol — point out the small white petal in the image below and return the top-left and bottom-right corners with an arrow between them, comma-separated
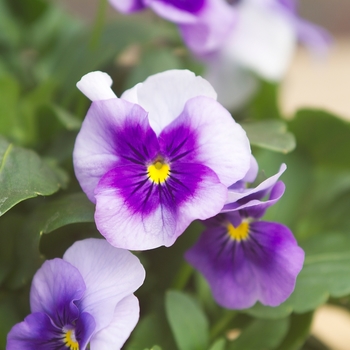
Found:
77,71 -> 117,101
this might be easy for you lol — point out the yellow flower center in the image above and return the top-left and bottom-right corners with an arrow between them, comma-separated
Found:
147,160 -> 170,184
64,329 -> 79,350
227,221 -> 249,241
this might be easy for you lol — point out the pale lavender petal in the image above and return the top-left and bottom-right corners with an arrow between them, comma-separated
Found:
186,220 -> 304,309
30,259 -> 86,327
242,155 -> 259,183
161,96 -> 251,186
222,0 -> 296,80
225,163 -> 286,205
63,239 -> 145,333
204,57 -> 259,111
77,71 -> 117,102
73,98 -> 150,202
108,0 -> 145,13
94,162 -> 227,249
90,295 -> 140,350
179,0 -> 236,55
121,70 -> 217,135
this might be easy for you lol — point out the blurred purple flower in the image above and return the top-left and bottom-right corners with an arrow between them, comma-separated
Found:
7,239 -> 145,350
185,160 -> 305,309
73,70 -> 251,250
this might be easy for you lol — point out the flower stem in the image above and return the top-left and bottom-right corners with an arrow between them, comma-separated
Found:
171,262 -> 193,290
210,310 -> 237,341
89,0 -> 108,50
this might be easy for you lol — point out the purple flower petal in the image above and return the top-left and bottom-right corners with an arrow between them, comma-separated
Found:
73,98 -> 150,202
63,239 -> 145,333
90,295 -> 140,350
160,96 -> 251,187
185,220 -> 304,309
223,163 -> 286,212
30,259 -> 86,327
6,311 -> 95,350
109,0 -> 145,13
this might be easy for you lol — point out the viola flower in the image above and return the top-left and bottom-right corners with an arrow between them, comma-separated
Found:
73,70 -> 251,250
108,0 -> 236,54
185,161 -> 305,309
7,239 -> 145,350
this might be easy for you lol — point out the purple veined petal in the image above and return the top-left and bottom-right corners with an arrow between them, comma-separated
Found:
121,70 -> 217,135
185,219 -> 304,309
145,0 -> 205,23
225,163 -> 286,205
160,96 -> 251,187
222,0 -> 297,80
223,181 -> 286,216
109,0 -> 146,13
77,71 -> 117,102
63,239 -> 145,333
179,0 -> 237,55
90,295 -> 140,350
94,161 -> 227,250
30,259 -> 86,327
73,98 -> 151,202
7,311 -> 95,350
7,312 -> 64,350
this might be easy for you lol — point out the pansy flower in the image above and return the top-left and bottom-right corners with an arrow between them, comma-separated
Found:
185,160 -> 305,309
7,239 -> 145,350
73,70 -> 251,250
108,0 -> 236,54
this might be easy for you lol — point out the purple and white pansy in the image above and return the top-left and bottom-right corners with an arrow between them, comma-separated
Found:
185,160 -> 305,309
73,70 -> 251,250
7,239 -> 145,350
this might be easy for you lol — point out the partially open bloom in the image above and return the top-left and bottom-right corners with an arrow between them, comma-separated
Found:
185,160 -> 305,309
73,70 -> 251,250
7,239 -> 145,350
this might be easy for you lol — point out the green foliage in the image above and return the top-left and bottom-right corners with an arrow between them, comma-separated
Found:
165,291 -> 209,350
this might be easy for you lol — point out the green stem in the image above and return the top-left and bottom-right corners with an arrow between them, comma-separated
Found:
89,0 -> 108,51
171,262 -> 194,290
210,311 -> 237,341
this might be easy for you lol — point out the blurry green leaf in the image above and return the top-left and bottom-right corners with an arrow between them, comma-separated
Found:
6,193 -> 95,289
0,295 -> 22,347
289,109 -> 350,170
0,1 -> 20,47
6,0 -> 48,24
0,137 -> 66,216
49,104 -> 82,131
241,120 -> 296,153
245,233 -> 350,318
209,338 -> 226,350
126,313 -> 176,350
276,312 -> 313,350
227,318 -> 289,350
165,290 -> 209,350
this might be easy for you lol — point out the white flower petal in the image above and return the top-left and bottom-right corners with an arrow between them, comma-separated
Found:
77,71 -> 117,101
90,295 -> 140,350
63,239 -> 145,333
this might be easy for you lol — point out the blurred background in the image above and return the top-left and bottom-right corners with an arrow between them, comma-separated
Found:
55,0 -> 350,121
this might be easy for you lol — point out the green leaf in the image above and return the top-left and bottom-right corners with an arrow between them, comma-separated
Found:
241,120 -> 296,153
244,233 -> 350,318
49,104 -> 82,131
289,109 -> 350,169
227,318 -> 289,350
0,137 -> 66,216
209,338 -> 226,350
165,290 -> 209,350
276,312 -> 313,350
6,193 -> 95,289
